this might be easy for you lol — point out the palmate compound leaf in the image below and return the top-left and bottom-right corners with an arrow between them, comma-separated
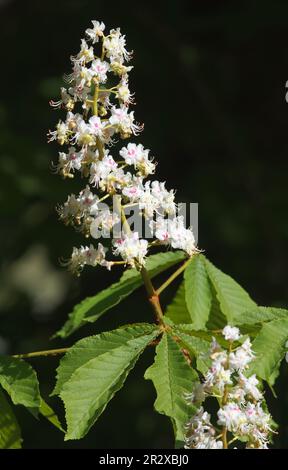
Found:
0,356 -> 40,413
184,254 -> 212,330
55,250 -> 186,339
0,389 -> 22,449
55,323 -> 160,440
248,318 -> 288,385
144,333 -> 198,446
204,256 -> 257,324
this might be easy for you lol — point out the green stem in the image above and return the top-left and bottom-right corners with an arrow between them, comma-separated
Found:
96,137 -> 105,160
13,348 -> 68,359
156,256 -> 194,296
98,193 -> 110,203
93,84 -> 99,116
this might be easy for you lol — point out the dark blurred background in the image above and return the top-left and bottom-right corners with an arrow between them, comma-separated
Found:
1,0 -> 288,449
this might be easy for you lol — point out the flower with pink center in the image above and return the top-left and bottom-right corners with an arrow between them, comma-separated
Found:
90,59 -> 109,83
88,115 -> 105,137
112,232 -> 148,267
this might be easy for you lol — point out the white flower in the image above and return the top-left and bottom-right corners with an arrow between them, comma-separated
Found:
229,338 -> 255,371
55,146 -> 83,176
222,325 -> 241,342
117,79 -> 134,104
72,39 -> 94,64
90,210 -> 120,238
69,85 -> 90,103
109,106 -> 143,136
90,59 -> 109,83
185,407 -> 223,449
57,194 -> 83,223
217,403 -> 246,433
169,222 -> 196,255
119,142 -> 142,165
228,386 -> 246,404
72,118 -> 93,146
88,115 -> 105,137
110,61 -> 133,77
74,65 -> 94,88
58,186 -> 99,229
204,360 -> 232,394
122,180 -> 144,201
50,87 -> 74,110
103,28 -> 132,63
150,181 -> 175,214
119,143 -> 155,176
89,153 -> 118,188
65,243 -> 110,274
78,185 -> 99,215
113,232 -> 148,267
237,373 -> 263,401
245,402 -> 271,431
150,215 -> 196,256
48,121 -> 69,145
85,20 -> 105,44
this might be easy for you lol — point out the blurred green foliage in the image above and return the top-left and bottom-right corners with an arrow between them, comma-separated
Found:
0,0 -> 288,448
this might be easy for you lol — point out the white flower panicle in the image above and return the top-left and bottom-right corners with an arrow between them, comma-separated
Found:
185,326 -> 273,449
49,21 -> 198,274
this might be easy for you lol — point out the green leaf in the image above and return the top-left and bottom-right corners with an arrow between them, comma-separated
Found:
0,389 -> 22,449
206,285 -> 227,330
174,328 -> 211,374
184,254 -> 212,330
249,318 -> 288,385
39,399 -> 64,432
165,282 -> 191,324
57,324 -> 159,440
56,251 -> 185,338
233,306 -> 288,326
53,323 -> 157,396
144,333 -> 198,445
0,356 -> 40,413
204,257 -> 256,324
